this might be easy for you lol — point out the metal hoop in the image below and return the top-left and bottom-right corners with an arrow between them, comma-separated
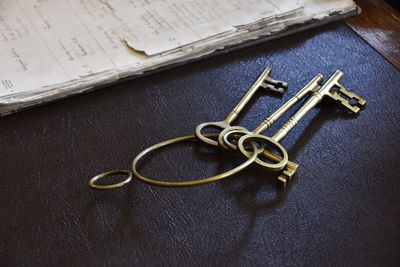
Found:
238,134 -> 288,171
131,133 -> 258,187
88,170 -> 133,190
195,121 -> 231,146
218,127 -> 249,150
218,126 -> 249,150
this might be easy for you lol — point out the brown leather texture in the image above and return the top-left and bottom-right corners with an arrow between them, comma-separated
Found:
1,23 -> 399,266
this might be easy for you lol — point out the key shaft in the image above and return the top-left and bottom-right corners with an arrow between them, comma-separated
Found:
253,74 -> 323,134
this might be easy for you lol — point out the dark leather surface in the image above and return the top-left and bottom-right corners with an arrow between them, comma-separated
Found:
1,23 -> 399,266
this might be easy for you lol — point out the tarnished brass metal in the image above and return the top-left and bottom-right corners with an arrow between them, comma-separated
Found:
271,70 -> 365,142
237,70 -> 366,186
195,67 -> 287,146
89,170 -> 132,190
218,74 -> 323,184
253,75 -> 323,134
88,69 -> 365,191
89,134 -> 259,188
88,67 -> 288,190
195,67 -> 294,172
219,74 -> 323,150
131,133 -> 259,187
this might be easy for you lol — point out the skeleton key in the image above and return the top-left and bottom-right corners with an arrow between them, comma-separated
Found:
219,74 -> 323,149
218,74 -> 323,183
272,70 -> 365,141
195,67 -> 288,146
237,70 -> 366,186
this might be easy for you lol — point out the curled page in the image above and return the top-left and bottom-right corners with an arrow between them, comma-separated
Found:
114,0 -> 302,55
0,0 -> 358,115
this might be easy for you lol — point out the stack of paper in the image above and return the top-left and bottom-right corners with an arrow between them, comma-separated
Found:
0,0 -> 358,115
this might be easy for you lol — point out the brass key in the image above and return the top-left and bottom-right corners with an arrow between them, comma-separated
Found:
219,74 -> 323,184
237,70 -> 366,186
272,70 -> 365,141
195,67 -> 288,146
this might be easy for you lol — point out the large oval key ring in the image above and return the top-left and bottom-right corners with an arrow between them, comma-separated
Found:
131,133 -> 258,186
88,133 -> 259,189
237,133 -> 288,171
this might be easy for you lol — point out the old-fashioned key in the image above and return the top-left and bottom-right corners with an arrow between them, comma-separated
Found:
237,70 -> 366,186
195,67 -> 288,146
218,74 -> 323,183
271,70 -> 365,141
219,74 -> 323,149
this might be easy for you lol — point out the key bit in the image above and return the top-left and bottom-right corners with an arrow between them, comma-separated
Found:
322,70 -> 366,113
327,85 -> 366,113
258,68 -> 288,94
252,67 -> 288,94
277,161 -> 298,188
261,150 -> 298,187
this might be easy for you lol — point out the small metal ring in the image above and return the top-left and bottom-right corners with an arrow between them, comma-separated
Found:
238,134 -> 288,171
218,126 -> 249,149
88,170 -> 133,190
195,121 -> 230,146
219,127 -> 249,150
131,133 -> 258,187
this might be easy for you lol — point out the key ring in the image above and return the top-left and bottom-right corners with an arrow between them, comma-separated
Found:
237,133 -> 288,171
131,133 -> 259,186
88,134 -> 259,189
88,170 -> 133,189
88,70 -> 366,190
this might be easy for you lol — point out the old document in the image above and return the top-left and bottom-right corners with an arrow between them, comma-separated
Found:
0,0 -> 357,114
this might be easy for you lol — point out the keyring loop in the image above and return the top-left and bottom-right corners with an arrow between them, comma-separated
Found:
88,170 -> 133,189
238,134 -> 288,171
218,127 -> 249,150
131,133 -> 259,187
195,121 -> 231,146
